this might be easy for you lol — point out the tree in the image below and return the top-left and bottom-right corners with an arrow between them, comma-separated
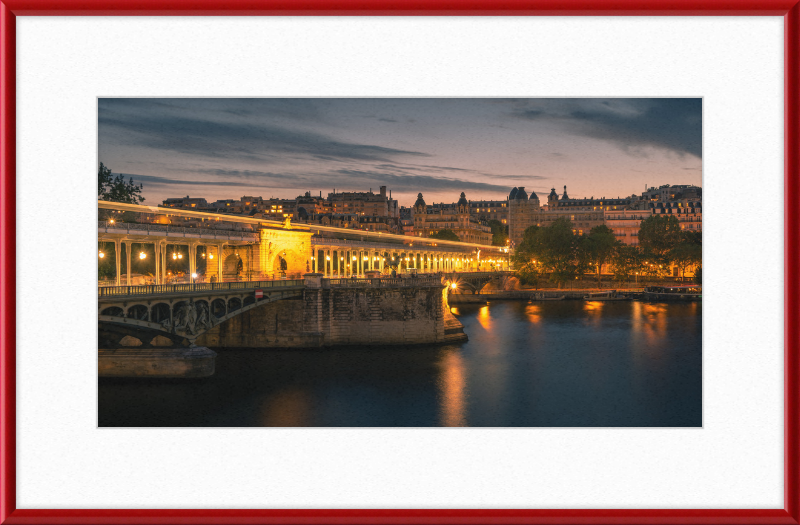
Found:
693,266 -> 702,285
98,162 -> 145,204
583,225 -> 620,282
610,245 -> 644,283
512,225 -> 541,266
487,219 -> 509,246
515,261 -> 541,289
670,232 -> 702,281
638,215 -> 681,261
429,229 -> 460,242
534,218 -> 581,287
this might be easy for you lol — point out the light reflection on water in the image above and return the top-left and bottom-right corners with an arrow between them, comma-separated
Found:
99,301 -> 701,427
437,349 -> 467,427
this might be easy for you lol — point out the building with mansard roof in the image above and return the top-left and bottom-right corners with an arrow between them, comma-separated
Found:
413,192 -> 492,245
507,183 -> 702,247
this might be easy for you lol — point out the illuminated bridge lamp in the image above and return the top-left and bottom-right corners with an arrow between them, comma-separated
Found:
98,251 -> 104,259
139,252 -> 147,260
451,283 -> 457,289
178,254 -> 183,259
172,253 -> 177,260
209,254 -> 213,259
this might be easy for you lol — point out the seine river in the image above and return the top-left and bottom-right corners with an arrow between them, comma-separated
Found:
98,300 -> 702,427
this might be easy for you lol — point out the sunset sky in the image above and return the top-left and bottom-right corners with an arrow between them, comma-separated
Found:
98,98 -> 702,207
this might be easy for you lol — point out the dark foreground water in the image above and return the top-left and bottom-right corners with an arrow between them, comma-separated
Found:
98,300 -> 702,427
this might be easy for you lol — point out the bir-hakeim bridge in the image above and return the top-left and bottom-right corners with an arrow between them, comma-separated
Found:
97,201 -> 512,378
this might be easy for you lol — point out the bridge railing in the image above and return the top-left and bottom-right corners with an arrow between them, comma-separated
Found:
324,277 -> 442,288
98,221 -> 260,241
98,279 -> 304,298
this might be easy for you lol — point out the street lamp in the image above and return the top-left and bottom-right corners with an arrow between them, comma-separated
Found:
98,251 -> 105,258
191,272 -> 197,283
139,252 -> 147,260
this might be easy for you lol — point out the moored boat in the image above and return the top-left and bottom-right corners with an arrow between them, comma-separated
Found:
643,285 -> 702,301
583,290 -> 630,301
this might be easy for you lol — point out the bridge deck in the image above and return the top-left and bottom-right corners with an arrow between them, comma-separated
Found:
98,279 -> 304,299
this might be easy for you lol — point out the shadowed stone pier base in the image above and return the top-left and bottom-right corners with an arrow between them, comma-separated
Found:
98,347 -> 217,378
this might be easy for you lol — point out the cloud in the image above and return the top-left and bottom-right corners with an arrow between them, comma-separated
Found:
332,169 -> 514,194
127,167 -> 518,199
512,99 -> 702,158
122,173 -> 262,188
99,104 -> 431,164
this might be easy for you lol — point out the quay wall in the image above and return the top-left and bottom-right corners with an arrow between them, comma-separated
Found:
196,278 -> 464,348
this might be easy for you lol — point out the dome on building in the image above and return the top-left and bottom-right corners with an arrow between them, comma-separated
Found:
414,193 -> 426,208
516,187 -> 528,200
529,189 -> 539,201
457,192 -> 469,206
548,187 -> 559,200
509,187 -> 518,200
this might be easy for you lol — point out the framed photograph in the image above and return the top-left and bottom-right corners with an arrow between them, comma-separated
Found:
1,1 -> 798,523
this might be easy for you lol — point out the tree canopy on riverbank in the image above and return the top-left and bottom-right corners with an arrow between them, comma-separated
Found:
513,215 -> 702,288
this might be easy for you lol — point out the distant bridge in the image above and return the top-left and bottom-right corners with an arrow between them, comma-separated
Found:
98,200 -> 512,287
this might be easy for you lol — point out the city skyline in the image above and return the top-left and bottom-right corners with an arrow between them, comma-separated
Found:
98,98 -> 702,206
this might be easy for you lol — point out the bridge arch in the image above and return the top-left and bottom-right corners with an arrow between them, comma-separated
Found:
266,246 -> 305,277
151,303 -> 171,324
101,306 -> 124,317
210,298 -> 226,318
223,253 -> 242,281
227,297 -> 242,312
127,304 -> 149,321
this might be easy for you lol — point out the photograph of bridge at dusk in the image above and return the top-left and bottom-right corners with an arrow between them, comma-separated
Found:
97,98 -> 702,427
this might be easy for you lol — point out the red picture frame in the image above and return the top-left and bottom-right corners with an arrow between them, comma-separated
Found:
1,2 -> 798,524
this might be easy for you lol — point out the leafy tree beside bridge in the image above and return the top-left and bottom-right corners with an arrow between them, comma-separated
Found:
98,163 -> 145,204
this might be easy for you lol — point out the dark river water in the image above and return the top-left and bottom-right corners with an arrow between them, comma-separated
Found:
98,300 -> 702,427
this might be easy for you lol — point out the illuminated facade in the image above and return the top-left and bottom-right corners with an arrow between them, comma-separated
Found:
327,186 -> 399,218
413,192 -> 492,245
508,184 -> 702,247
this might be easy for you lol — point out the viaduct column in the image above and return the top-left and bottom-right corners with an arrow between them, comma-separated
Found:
161,240 -> 168,284
114,239 -> 122,286
153,242 -> 160,285
189,243 -> 198,280
124,240 -> 132,286
216,243 -> 224,282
